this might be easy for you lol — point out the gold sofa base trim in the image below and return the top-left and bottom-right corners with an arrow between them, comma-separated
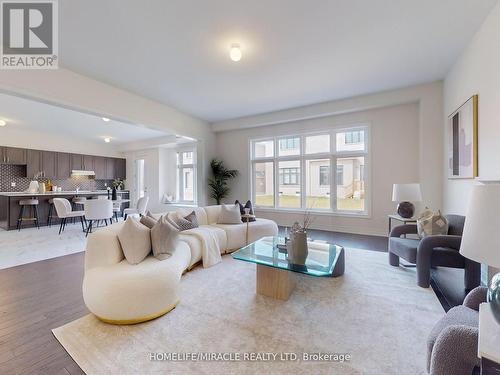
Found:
95,301 -> 179,325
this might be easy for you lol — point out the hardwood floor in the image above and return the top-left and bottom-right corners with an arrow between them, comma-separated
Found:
0,227 -> 459,374
0,253 -> 87,375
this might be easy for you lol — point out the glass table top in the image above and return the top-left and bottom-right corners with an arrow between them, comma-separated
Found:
232,236 -> 343,277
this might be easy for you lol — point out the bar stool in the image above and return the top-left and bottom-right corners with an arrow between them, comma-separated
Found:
17,199 -> 40,231
72,196 -> 87,224
72,196 -> 87,209
47,198 -> 57,227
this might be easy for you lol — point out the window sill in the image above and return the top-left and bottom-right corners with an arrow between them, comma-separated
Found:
254,207 -> 371,219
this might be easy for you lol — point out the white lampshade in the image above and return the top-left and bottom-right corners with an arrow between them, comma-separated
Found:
460,183 -> 500,268
392,183 -> 422,202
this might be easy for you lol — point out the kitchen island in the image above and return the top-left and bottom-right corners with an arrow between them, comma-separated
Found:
0,190 -> 130,230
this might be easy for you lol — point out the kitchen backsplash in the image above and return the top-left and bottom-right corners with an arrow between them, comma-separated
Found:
0,164 -> 115,192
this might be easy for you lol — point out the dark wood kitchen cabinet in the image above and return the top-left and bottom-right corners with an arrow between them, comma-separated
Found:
26,149 -> 42,178
41,151 -> 56,178
2,147 -> 26,164
115,158 -> 126,179
105,158 -> 116,180
83,155 -> 94,171
94,157 -> 106,179
56,152 -> 71,179
1,144 -> 126,180
70,153 -> 83,171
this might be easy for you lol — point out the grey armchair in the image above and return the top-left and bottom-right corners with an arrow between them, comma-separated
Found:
388,214 -> 481,289
427,286 -> 487,375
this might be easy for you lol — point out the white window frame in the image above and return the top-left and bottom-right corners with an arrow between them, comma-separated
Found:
176,146 -> 197,205
249,124 -> 371,217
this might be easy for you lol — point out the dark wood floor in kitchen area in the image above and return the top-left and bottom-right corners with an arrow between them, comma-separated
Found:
0,227 -> 464,374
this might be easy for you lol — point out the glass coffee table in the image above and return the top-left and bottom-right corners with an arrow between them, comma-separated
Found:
232,236 -> 345,300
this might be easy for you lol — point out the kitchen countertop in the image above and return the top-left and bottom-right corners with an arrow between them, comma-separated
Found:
0,190 -> 129,197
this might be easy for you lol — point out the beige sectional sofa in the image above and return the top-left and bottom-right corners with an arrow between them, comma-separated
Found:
82,205 -> 278,324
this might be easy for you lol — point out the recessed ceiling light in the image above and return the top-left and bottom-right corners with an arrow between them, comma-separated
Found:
102,117 -> 110,122
104,137 -> 111,143
0,120 -> 6,127
229,43 -> 242,62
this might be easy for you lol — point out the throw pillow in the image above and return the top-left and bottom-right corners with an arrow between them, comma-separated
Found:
235,200 -> 256,222
146,211 -> 157,220
140,215 -> 157,229
218,203 -> 243,224
417,209 -> 449,238
118,218 -> 151,265
151,215 -> 179,260
174,210 -> 199,231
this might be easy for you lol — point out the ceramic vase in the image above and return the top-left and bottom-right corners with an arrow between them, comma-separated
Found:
288,231 -> 308,265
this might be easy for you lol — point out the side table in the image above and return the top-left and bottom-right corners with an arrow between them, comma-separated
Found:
242,214 -> 256,245
388,214 -> 417,235
478,303 -> 500,374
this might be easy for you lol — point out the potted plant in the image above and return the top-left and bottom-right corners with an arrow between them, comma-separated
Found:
208,159 -> 238,205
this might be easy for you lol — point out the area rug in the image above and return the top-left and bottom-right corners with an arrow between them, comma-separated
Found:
53,248 -> 444,374
0,223 -> 87,269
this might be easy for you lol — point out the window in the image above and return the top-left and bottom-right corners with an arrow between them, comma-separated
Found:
306,159 -> 330,209
278,137 -> 300,156
250,126 -> 369,214
336,130 -> 366,152
279,137 -> 299,151
253,140 -> 274,158
278,161 -> 301,208
254,162 -> 273,207
336,157 -> 365,211
344,131 -> 364,144
336,165 -> 344,186
305,134 -> 330,154
279,167 -> 300,185
177,148 -> 197,203
320,166 -> 330,186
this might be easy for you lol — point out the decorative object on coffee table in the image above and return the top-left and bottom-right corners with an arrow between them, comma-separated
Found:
460,182 -> 500,325
392,183 -> 422,218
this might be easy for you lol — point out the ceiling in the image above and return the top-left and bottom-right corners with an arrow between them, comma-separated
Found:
0,93 -> 170,145
59,0 -> 498,122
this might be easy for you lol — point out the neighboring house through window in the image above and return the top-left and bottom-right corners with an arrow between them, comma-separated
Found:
250,126 -> 369,214
320,166 -> 330,186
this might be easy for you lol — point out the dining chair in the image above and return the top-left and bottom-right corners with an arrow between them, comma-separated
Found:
53,198 -> 86,234
123,196 -> 149,220
84,199 -> 113,237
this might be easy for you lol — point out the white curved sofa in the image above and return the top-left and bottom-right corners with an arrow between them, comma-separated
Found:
83,205 -> 278,324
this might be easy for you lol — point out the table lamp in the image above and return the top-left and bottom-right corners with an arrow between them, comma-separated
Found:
460,183 -> 500,324
392,183 -> 422,218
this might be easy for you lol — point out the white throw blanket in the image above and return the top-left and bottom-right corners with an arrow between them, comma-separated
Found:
182,227 -> 222,267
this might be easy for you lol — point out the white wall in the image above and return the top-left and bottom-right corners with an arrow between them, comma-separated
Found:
213,81 -> 444,214
216,102 -> 420,236
443,1 -> 500,214
214,82 -> 443,236
443,2 -> 500,282
0,68 -> 216,205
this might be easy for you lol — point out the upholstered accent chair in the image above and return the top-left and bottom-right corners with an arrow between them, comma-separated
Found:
427,286 -> 487,375
388,214 -> 481,289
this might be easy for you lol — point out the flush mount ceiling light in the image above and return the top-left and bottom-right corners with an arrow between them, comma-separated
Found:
104,137 -> 111,143
229,43 -> 242,62
0,120 -> 6,127
102,117 -> 110,122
